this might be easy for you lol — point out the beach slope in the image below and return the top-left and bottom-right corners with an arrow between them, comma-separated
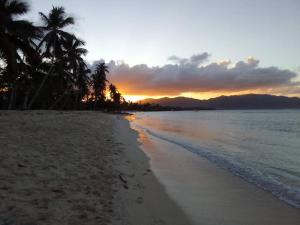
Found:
0,111 -> 191,225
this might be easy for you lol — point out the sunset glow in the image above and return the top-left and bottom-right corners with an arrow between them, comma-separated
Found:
121,86 -> 300,102
107,54 -> 300,101
123,95 -> 166,102
22,0 -> 300,101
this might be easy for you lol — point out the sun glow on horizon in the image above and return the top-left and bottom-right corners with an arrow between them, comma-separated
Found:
123,91 -> 234,102
123,93 -> 221,102
123,92 -> 251,102
123,95 -> 166,102
122,89 -> 300,103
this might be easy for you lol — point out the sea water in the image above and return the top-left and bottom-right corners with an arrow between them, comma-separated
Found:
130,110 -> 300,208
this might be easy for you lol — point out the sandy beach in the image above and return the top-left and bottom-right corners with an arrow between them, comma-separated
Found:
0,111 -> 191,225
1,111 -> 299,225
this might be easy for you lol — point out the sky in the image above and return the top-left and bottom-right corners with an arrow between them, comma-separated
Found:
26,0 -> 300,100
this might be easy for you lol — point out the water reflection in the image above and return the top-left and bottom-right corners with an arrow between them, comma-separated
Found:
129,110 -> 300,208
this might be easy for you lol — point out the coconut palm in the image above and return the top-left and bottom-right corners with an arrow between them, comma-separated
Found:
27,6 -> 75,109
62,35 -> 87,67
109,83 -> 123,109
91,62 -> 109,109
48,35 -> 88,109
38,6 -> 74,59
0,0 -> 41,109
74,61 -> 90,109
0,2 -> 126,110
62,35 -> 87,85
20,52 -> 50,109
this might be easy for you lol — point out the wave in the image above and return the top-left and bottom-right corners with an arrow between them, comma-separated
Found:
134,123 -> 300,208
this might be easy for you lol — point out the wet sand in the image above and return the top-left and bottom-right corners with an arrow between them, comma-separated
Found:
111,117 -> 193,225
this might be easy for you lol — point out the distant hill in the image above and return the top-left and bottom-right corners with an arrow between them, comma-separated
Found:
140,94 -> 300,109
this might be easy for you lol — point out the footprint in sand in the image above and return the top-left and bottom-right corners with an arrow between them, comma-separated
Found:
136,196 -> 143,204
154,219 -> 166,225
134,183 -> 145,190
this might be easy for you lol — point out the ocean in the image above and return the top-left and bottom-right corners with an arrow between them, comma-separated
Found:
129,110 -> 300,208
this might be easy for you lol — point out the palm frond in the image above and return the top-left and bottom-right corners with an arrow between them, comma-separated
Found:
38,12 -> 50,27
59,17 -> 74,28
11,20 -> 42,40
6,0 -> 29,16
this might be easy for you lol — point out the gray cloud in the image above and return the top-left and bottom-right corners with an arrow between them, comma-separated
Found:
90,53 -> 300,96
168,52 -> 210,66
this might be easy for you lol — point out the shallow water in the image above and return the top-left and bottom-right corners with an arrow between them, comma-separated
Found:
130,110 -> 300,208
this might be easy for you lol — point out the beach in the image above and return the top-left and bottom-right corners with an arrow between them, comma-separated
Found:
0,111 -> 191,225
0,111 -> 299,225
1,0 -> 299,224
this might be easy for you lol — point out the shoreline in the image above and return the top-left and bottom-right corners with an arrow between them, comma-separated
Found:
111,115 -> 193,225
129,114 -> 300,225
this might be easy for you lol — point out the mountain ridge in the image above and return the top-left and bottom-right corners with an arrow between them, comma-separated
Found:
140,94 -> 300,109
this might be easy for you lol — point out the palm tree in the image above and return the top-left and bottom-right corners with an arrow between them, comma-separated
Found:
62,35 -> 87,71
38,6 -> 74,59
1,2 -> 126,110
62,35 -> 87,92
20,51 -> 49,109
75,61 -> 90,109
48,35 -> 88,109
109,83 -> 122,108
27,6 -> 75,109
91,62 -> 109,109
0,0 -> 41,109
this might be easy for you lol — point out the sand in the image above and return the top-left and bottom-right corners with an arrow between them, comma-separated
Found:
111,117 -> 193,225
0,111 -> 191,225
1,111 -> 298,225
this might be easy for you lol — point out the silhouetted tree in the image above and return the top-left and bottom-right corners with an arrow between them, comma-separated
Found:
27,6 -> 75,109
75,61 -> 90,109
38,6 -> 74,59
0,0 -> 41,109
91,62 -> 108,109
49,35 -> 88,109
109,83 -> 123,109
0,1 -> 131,111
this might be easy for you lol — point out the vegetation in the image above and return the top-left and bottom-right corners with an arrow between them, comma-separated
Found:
0,0 -> 125,110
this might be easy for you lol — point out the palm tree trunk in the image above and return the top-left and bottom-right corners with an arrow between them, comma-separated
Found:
27,66 -> 54,109
27,39 -> 57,110
49,68 -> 73,110
6,42 -> 18,110
76,89 -> 83,110
94,94 -> 98,110
49,87 -> 69,110
8,84 -> 16,110
23,90 -> 30,109
61,89 -> 72,110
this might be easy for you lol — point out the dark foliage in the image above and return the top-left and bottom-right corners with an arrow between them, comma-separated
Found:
0,1 -> 123,110
0,0 -> 177,112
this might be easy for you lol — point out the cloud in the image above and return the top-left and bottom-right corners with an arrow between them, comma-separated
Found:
90,53 -> 300,97
168,52 -> 210,66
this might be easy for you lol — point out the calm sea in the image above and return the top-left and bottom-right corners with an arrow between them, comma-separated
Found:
130,110 -> 300,208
